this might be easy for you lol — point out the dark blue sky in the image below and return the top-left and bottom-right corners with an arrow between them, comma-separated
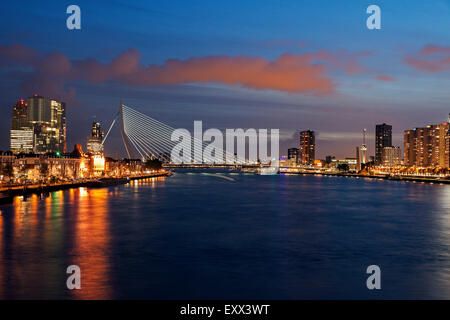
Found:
1,0 -> 450,158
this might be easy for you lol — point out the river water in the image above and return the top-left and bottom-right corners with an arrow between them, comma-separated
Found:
1,169 -> 450,299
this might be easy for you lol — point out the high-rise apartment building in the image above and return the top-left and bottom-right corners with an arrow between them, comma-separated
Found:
404,118 -> 450,167
299,130 -> 315,165
404,129 -> 416,166
27,94 -> 66,154
445,126 -> 450,169
381,146 -> 401,167
375,123 -> 392,165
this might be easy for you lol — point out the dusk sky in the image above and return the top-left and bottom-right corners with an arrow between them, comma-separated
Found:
1,0 -> 450,158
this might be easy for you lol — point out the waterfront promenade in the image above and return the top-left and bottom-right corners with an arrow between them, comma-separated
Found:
0,170 -> 172,203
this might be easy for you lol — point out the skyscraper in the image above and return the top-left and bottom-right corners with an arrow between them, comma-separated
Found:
10,100 -> 33,154
27,94 -> 66,154
86,121 -> 104,155
375,123 -> 392,165
299,130 -> 315,165
11,99 -> 29,130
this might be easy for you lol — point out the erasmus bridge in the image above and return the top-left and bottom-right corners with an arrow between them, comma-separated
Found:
101,101 -> 246,166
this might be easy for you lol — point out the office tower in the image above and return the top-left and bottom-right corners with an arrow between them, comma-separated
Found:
11,99 -> 29,130
27,94 -> 66,154
287,148 -> 299,163
86,122 -> 104,155
375,123 -> 392,165
299,130 -> 315,165
404,117 -> 450,167
10,100 -> 33,154
381,146 -> 401,167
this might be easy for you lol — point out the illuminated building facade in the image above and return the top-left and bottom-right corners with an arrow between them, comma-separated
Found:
381,146 -> 401,167
0,151 -> 15,183
86,122 -> 104,155
27,94 -> 66,154
404,118 -> 450,167
11,100 -> 29,130
10,129 -> 34,154
331,158 -> 357,171
10,100 -> 33,154
375,123 -> 392,165
12,154 -> 83,183
445,127 -> 450,169
299,130 -> 315,165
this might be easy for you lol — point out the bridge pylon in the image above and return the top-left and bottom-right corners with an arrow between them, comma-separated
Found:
119,100 -> 134,159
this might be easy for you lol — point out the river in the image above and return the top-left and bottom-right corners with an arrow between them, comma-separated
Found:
1,169 -> 449,299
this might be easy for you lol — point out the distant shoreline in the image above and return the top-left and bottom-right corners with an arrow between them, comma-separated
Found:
280,170 -> 450,185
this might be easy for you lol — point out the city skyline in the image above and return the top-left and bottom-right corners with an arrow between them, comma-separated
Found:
1,1 -> 450,158
5,94 -> 450,165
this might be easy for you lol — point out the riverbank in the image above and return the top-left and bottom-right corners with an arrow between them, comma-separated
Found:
0,171 -> 172,205
280,169 -> 450,184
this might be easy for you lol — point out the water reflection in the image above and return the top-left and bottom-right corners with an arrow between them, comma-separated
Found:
1,174 -> 450,299
432,187 -> 450,298
69,188 -> 112,299
0,188 -> 113,299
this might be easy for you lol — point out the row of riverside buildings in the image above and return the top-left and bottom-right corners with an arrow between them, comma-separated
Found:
286,114 -> 450,170
404,117 -> 450,168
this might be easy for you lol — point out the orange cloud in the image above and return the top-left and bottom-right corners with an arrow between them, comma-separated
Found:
0,43 -> 372,98
125,53 -> 335,94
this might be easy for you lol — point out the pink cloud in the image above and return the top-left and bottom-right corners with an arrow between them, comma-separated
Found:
0,43 -> 38,66
375,75 -> 396,82
405,44 -> 450,72
419,44 -> 450,56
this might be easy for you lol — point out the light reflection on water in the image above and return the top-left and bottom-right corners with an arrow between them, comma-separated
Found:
1,173 -> 450,299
